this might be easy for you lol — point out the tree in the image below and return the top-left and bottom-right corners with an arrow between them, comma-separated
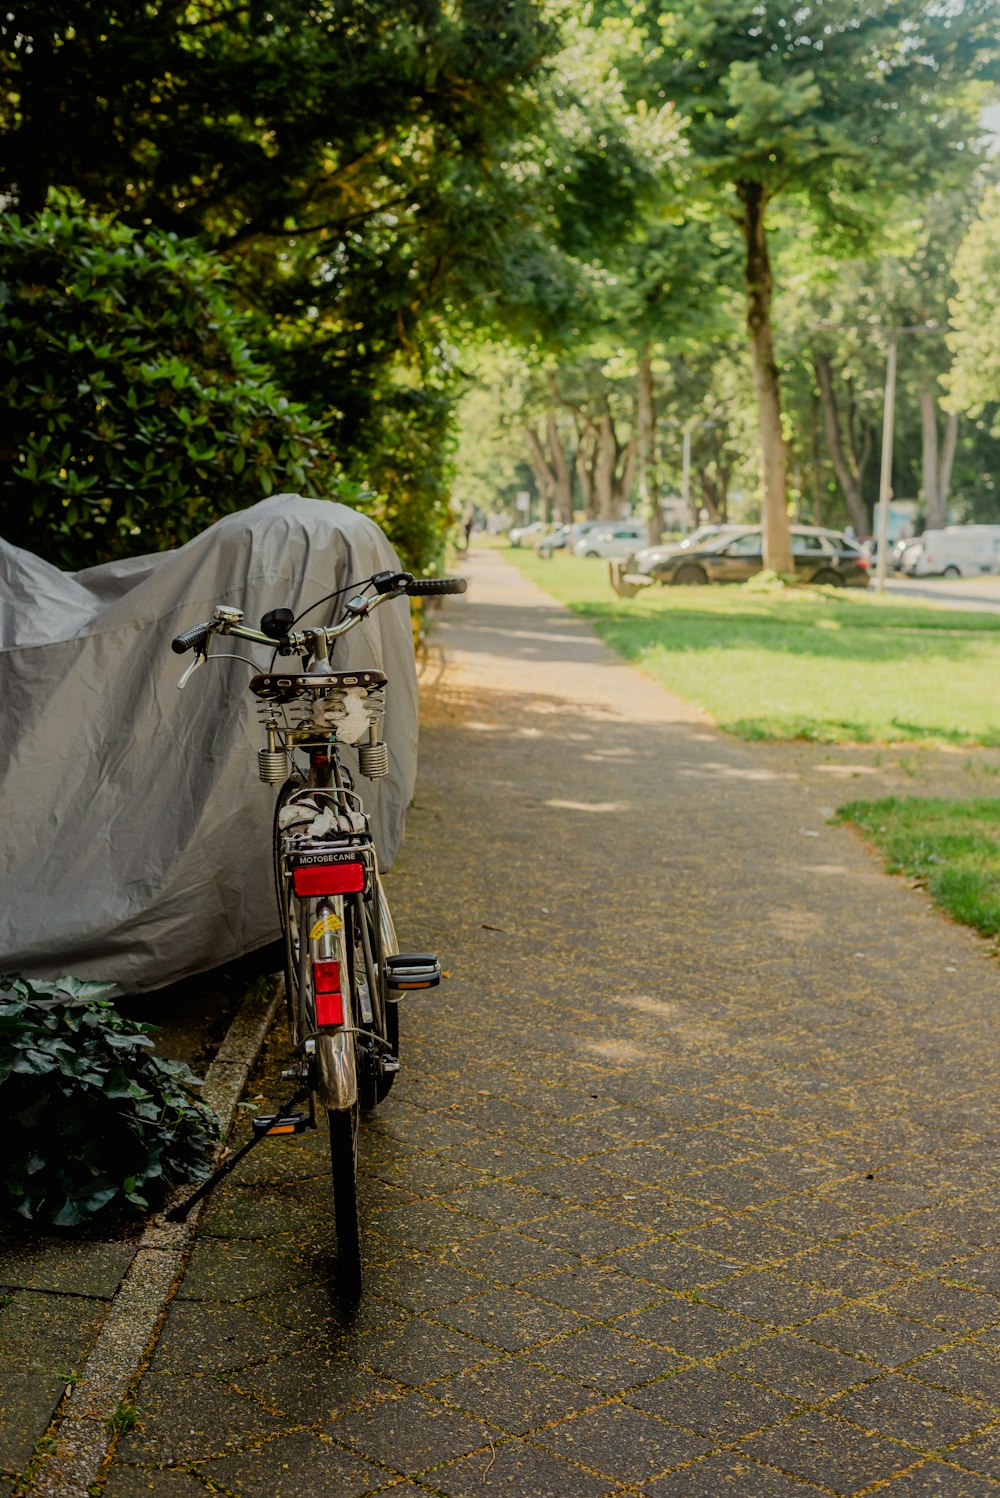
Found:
619,0 -> 997,570
946,184 -> 1000,430
1,0 -> 560,568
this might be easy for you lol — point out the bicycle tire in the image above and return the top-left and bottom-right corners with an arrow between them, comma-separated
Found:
351,881 -> 399,1109
327,1104 -> 362,1298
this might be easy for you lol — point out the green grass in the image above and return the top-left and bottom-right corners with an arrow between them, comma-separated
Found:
505,548 -> 1000,746
836,797 -> 1000,940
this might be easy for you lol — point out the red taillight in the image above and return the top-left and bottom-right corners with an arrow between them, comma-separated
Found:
293,862 -> 365,897
314,960 -> 344,1026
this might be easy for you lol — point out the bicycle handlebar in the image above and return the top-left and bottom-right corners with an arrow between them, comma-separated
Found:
171,622 -> 213,655
405,578 -> 468,597
170,573 -> 467,656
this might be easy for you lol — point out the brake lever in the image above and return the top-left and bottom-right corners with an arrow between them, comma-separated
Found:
177,650 -> 208,690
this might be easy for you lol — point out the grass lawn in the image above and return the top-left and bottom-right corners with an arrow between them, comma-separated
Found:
836,797 -> 1000,942
504,547 -> 1000,747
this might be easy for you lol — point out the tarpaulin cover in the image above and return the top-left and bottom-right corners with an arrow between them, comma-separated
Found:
0,495 -> 418,995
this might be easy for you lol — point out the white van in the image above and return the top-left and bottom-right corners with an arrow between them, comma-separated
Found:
902,526 -> 1000,578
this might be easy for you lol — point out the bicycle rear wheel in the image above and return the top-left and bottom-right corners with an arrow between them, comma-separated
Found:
352,877 -> 400,1109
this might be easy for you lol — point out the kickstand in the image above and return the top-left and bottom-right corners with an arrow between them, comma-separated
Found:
165,1081 -> 311,1224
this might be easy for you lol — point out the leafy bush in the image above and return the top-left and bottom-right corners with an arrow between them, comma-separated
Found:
0,200 -> 340,568
0,975 -> 219,1227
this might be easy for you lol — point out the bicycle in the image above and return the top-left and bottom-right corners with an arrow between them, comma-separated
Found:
167,567 -> 467,1297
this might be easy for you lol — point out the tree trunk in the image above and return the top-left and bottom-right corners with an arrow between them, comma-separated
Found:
920,390 -> 946,529
595,413 -> 616,519
636,350 -> 659,546
739,181 -> 793,573
547,413 -> 573,523
524,427 -> 554,520
815,354 -> 868,535
575,422 -> 597,517
939,408 -> 959,515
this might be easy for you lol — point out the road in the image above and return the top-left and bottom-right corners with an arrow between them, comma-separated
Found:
882,573 -> 1000,613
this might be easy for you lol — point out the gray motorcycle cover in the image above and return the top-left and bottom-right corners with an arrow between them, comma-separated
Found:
0,495 -> 418,994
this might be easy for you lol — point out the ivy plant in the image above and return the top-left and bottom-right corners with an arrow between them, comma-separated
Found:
0,975 -> 220,1227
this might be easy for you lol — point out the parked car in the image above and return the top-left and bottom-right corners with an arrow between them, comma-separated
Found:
573,520 -> 649,559
626,525 -> 870,587
537,519 -> 609,557
508,520 -> 545,547
627,523 -> 746,583
901,526 -> 1000,578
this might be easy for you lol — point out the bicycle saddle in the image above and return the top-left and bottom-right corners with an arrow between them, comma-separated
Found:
249,670 -> 388,702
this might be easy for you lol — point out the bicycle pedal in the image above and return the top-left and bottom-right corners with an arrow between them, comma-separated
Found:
384,953 -> 441,991
252,1111 -> 310,1137
379,1055 -> 402,1077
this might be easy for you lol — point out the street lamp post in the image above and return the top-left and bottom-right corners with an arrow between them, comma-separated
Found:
874,332 -> 898,593
874,322 -> 942,595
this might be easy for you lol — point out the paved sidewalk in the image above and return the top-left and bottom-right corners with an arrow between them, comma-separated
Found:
66,550 -> 1000,1493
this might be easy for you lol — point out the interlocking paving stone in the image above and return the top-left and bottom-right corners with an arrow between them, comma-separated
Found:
114,1372 -> 297,1463
702,1269 -> 843,1328
426,1437 -> 612,1497
840,1222 -> 964,1272
177,1238 -> 320,1303
325,1387 -> 494,1476
958,1255 -> 1000,1299
530,1264 -> 663,1319
375,1253 -> 489,1312
148,1300 -> 311,1375
199,1429 -> 390,1496
952,1427 -> 1000,1480
434,1354 -> 600,1433
358,1313 -> 497,1386
101,1467 -> 213,1496
804,1304 -> 951,1368
613,1295 -> 757,1358
642,1451 -> 829,1496
519,1205 -> 653,1258
831,1371 -> 995,1448
716,1333 -> 875,1401
533,1400 -> 711,1484
0,1235 -> 136,1298
869,1460 -> 1000,1495
443,1182 -> 552,1227
908,1344 -> 1000,1406
685,1215 -> 811,1267
0,1290 -> 107,1374
782,1243 -> 911,1298
228,1350 -> 395,1420
608,1238 -> 740,1291
0,1365 -> 75,1473
875,1279 -> 1000,1334
447,1227 -> 579,1283
625,1364 -> 801,1442
739,1411 -> 918,1493
537,1322 -> 686,1393
430,1286 -> 586,1354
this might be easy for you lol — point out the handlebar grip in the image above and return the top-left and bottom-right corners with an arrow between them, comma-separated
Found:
171,622 -> 212,654
405,577 -> 468,597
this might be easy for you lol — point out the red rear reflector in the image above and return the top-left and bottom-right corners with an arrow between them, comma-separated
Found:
315,959 -> 344,1026
293,862 -> 365,896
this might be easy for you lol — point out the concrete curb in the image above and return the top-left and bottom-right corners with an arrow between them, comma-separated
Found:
25,982 -> 283,1498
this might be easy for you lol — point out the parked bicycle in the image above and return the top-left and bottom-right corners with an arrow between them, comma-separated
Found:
167,567 -> 466,1297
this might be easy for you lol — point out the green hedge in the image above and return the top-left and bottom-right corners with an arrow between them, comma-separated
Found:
0,202 -> 340,568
